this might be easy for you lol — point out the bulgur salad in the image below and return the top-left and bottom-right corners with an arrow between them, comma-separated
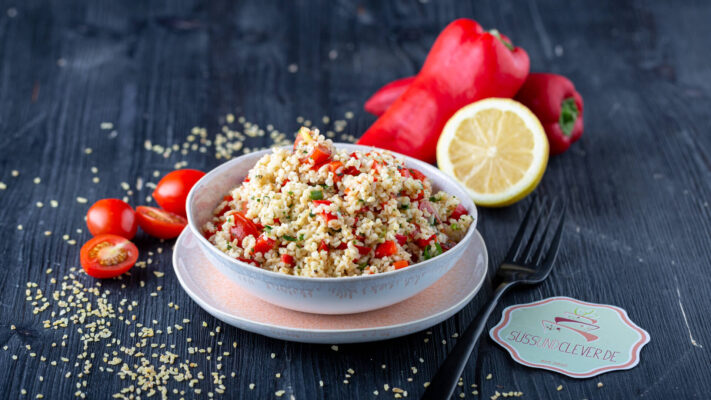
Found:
202,127 -> 474,277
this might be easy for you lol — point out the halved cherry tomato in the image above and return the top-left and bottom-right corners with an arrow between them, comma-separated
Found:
80,234 -> 139,279
136,206 -> 187,239
374,240 -> 398,258
393,260 -> 409,270
395,234 -> 408,246
86,199 -> 138,239
153,169 -> 205,217
450,204 -> 469,220
354,244 -> 372,256
254,234 -> 276,253
281,254 -> 295,267
229,213 -> 260,246
310,145 -> 332,166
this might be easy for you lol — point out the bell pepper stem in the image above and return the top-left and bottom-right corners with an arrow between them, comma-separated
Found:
559,98 -> 579,137
489,29 -> 515,51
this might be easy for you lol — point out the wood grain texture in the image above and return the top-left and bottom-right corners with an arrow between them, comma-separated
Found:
1,0 -> 710,399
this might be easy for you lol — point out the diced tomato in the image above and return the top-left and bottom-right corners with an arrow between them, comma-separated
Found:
410,191 -> 424,201
203,227 -> 216,240
393,260 -> 409,270
294,128 -> 311,148
243,177 -> 250,183
371,161 -> 381,173
229,213 -> 260,246
355,234 -> 365,241
318,240 -> 329,252
419,200 -> 442,224
254,234 -> 276,253
274,218 -> 281,225
237,257 -> 260,267
450,204 -> 468,220
328,161 -> 343,174
415,234 -> 436,248
349,152 -> 359,160
409,168 -> 426,181
334,242 -> 348,250
343,166 -> 360,176
320,211 -> 337,223
281,179 -> 290,187
310,145 -> 332,166
399,167 -> 412,179
313,200 -> 332,206
355,245 -> 372,255
395,234 -> 408,245
223,195 -> 233,202
374,240 -> 398,258
281,254 -> 295,267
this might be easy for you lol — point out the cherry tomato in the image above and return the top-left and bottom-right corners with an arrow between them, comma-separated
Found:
450,204 -> 469,220
153,169 -> 205,217
393,260 -> 409,270
229,213 -> 260,246
374,240 -> 398,258
86,199 -> 138,239
80,234 -> 139,279
254,234 -> 276,253
135,206 -> 187,239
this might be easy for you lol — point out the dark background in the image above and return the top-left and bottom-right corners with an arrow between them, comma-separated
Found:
1,0 -> 710,399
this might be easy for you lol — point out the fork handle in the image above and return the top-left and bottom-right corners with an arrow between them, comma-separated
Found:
421,282 -> 514,400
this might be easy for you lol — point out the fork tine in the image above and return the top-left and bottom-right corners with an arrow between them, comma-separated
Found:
537,202 -> 566,274
504,196 -> 538,262
517,200 -> 547,263
529,198 -> 560,264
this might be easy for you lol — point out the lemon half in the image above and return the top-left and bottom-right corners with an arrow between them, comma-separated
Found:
436,98 -> 548,207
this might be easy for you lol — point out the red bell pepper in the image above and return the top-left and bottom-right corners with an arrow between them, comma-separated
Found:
357,19 -> 529,163
367,73 -> 584,156
513,73 -> 584,155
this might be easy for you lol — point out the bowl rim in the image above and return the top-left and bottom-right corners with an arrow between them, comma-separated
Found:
186,142 -> 478,282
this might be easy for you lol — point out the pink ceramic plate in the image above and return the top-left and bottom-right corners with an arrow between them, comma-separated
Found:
173,228 -> 488,343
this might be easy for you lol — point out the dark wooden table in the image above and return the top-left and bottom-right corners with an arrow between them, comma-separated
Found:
2,1 -> 710,399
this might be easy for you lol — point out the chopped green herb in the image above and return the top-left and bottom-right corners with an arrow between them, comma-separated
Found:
309,212 -> 315,217
423,242 -> 443,260
288,191 -> 294,196
320,183 -> 329,189
298,234 -> 305,241
264,225 -> 272,232
399,204 -> 409,210
310,190 -> 324,200
451,223 -> 460,231
358,199 -> 365,204
226,244 -> 232,250
358,262 -> 368,271
429,196 -> 440,202
283,235 -> 297,242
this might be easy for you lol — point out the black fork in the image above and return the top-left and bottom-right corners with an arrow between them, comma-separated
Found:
421,197 -> 566,400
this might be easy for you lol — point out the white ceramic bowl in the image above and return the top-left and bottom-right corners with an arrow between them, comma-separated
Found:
186,143 -> 478,314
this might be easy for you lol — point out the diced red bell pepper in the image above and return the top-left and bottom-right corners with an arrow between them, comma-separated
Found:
393,260 -> 409,270
229,213 -> 260,246
281,254 -> 295,267
355,244 -> 372,256
313,200 -> 332,206
395,234 -> 408,245
254,234 -> 276,253
450,204 -> 468,220
374,240 -> 398,258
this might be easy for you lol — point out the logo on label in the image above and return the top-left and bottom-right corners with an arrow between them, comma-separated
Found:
489,297 -> 650,378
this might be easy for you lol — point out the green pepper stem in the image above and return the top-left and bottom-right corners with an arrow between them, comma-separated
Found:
559,98 -> 579,137
489,29 -> 515,51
